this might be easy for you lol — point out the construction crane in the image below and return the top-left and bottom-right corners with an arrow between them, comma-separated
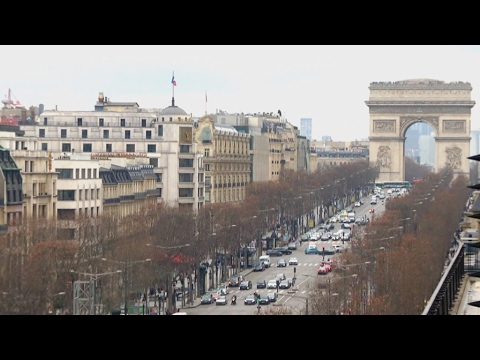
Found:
2,88 -> 22,109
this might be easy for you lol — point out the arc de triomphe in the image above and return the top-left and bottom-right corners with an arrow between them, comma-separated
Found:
366,79 -> 475,182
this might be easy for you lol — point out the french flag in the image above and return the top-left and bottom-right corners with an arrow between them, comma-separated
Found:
171,76 -> 176,86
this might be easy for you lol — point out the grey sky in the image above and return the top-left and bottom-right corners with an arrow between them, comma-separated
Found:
2,45 -> 480,141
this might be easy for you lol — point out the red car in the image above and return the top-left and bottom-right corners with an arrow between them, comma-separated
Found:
317,264 -> 329,275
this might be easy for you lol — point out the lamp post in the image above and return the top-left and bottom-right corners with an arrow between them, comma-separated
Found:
146,243 -> 190,314
70,269 -> 122,315
101,258 -> 151,315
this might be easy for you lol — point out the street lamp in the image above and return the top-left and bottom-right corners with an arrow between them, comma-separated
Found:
70,269 -> 122,315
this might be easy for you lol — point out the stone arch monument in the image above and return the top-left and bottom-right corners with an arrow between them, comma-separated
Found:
366,79 -> 475,182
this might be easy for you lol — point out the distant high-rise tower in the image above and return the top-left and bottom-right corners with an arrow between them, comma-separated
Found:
300,118 -> 312,140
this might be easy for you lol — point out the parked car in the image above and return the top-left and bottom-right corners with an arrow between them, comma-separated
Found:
239,280 -> 253,290
267,279 -> 278,289
267,291 -> 278,302
277,259 -> 287,267
244,294 -> 257,305
288,257 -> 298,265
256,279 -> 267,289
216,295 -> 227,305
200,294 -> 213,305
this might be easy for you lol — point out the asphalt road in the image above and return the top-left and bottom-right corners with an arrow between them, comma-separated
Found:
184,196 -> 386,315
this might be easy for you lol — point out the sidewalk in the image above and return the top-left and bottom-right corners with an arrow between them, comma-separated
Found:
451,273 -> 480,315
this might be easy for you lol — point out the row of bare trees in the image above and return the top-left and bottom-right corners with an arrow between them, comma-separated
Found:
1,159 -> 458,315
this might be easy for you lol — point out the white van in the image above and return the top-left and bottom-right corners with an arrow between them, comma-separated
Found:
259,255 -> 271,268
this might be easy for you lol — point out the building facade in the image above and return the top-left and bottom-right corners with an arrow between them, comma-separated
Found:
300,118 -> 312,141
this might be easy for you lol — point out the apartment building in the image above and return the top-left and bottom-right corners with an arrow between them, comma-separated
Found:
194,115 -> 251,203
17,93 -> 204,212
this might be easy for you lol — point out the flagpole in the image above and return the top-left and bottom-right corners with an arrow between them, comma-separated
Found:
205,91 -> 207,115
172,71 -> 175,101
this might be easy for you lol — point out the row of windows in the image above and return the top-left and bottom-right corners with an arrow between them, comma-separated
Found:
41,143 -> 158,153
57,188 -> 100,201
39,125 -> 165,139
57,168 -> 98,179
44,118 -> 185,127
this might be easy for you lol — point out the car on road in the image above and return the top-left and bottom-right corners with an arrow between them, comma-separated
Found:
256,279 -> 267,289
201,294 -> 213,305
325,223 -> 335,231
279,280 -> 290,289
354,201 -> 361,207
287,242 -> 297,250
332,244 -> 344,253
244,294 -> 257,305
253,261 -> 265,272
305,247 -> 320,255
239,280 -> 253,290
341,223 -> 352,230
229,275 -> 245,287
267,291 -> 278,302
320,232 -> 331,241
273,247 -> 292,255
355,217 -> 367,226
258,294 -> 270,305
288,257 -> 298,265
317,264 -> 329,275
216,295 -> 227,305
266,249 -> 283,257
277,258 -> 287,267
276,273 -> 286,282
211,289 -> 222,301
267,279 -> 277,289
218,284 -> 229,295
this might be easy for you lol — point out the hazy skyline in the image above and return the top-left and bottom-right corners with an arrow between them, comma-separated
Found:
2,45 -> 480,142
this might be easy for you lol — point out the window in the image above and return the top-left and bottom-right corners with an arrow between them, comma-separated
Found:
82,129 -> 88,138
57,169 -> 73,179
43,117 -> 48,125
79,189 -> 82,200
156,173 -> 162,182
106,144 -> 112,152
99,118 -> 104,126
179,188 -> 194,198
126,144 -> 135,153
121,119 -> 125,127
61,129 -> 67,138
77,118 -> 83,126
83,144 -> 92,152
39,129 -> 45,138
125,130 -> 130,139
76,169 -> 79,179
81,169 -> 85,179
204,148 -> 210,157
103,130 -> 109,139
180,145 -> 190,153
62,143 -> 71,152
147,144 -> 156,153
205,164 -> 210,171
158,125 -> 163,136
88,169 -> 91,179
146,130 -> 152,139
41,143 -> 48,151
179,173 -> 194,182
142,119 -> 147,127
57,190 -> 75,201
93,169 -> 97,178
149,158 -> 158,167
179,159 -> 194,168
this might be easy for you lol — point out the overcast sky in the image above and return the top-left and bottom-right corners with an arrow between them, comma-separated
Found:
2,45 -> 480,142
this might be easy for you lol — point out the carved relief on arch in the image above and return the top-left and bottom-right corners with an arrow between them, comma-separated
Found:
400,116 -> 439,136
443,120 -> 466,133
373,120 -> 396,132
376,145 -> 392,170
445,144 -> 462,170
